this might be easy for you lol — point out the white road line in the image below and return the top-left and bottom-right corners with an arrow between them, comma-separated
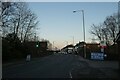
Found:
69,72 -> 72,78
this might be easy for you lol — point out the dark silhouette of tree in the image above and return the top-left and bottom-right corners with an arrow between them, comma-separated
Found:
1,2 -> 39,42
90,13 -> 119,46
104,14 -> 118,44
1,2 -> 40,62
90,24 -> 103,41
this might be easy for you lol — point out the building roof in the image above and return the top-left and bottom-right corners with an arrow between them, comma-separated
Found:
61,44 -> 74,50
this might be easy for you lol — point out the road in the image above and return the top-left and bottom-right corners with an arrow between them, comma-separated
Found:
2,53 -> 119,79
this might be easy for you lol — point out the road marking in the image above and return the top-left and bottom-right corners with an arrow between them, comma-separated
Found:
69,72 -> 72,78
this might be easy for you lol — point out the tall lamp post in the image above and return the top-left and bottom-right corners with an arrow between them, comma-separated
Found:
73,10 -> 86,58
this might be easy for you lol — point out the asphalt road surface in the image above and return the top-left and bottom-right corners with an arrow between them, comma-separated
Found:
2,53 -> 119,79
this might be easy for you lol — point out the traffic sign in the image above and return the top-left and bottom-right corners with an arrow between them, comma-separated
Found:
91,52 -> 104,60
100,41 -> 106,47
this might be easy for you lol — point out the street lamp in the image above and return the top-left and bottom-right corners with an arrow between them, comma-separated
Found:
73,10 -> 86,58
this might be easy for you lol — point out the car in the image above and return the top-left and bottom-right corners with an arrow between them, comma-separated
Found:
64,52 -> 67,54
68,49 -> 73,54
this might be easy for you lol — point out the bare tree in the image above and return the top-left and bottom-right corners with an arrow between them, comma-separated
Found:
90,24 -> 103,41
104,14 -> 118,44
1,2 -> 39,42
1,2 -> 14,36
90,13 -> 119,46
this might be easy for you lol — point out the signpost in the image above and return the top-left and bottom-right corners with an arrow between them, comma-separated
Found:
100,41 -> 106,53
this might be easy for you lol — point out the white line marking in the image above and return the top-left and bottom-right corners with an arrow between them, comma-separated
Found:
69,72 -> 72,78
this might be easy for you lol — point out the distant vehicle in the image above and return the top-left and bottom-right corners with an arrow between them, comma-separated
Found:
64,52 -> 67,54
58,52 -> 61,54
60,51 -> 67,54
68,49 -> 73,54
54,52 -> 56,54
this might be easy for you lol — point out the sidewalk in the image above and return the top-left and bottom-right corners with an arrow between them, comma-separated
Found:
71,56 -> 119,79
2,59 -> 26,67
2,54 -> 54,67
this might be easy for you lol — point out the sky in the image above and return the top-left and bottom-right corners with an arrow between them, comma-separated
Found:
28,2 -> 118,49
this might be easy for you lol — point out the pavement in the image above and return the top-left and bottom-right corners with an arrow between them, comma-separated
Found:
2,53 -> 120,79
71,56 -> 119,79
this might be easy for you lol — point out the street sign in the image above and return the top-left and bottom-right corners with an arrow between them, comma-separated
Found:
91,52 -> 104,60
100,41 -> 106,47
100,41 -> 107,52
101,48 -> 104,53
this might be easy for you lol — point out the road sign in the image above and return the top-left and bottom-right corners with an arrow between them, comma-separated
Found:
100,41 -> 106,47
91,52 -> 104,60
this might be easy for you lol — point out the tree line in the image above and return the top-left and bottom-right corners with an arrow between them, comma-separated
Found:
1,2 -> 41,62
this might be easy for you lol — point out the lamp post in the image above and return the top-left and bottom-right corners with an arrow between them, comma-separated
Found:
73,10 -> 86,58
